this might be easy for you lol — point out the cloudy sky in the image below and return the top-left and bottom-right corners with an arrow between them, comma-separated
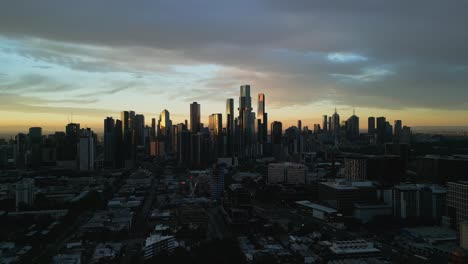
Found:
0,0 -> 467,135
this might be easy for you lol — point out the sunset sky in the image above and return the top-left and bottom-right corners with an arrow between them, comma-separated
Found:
1,1 -> 467,136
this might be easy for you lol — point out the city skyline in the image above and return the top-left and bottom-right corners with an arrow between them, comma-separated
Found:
1,1 -> 468,135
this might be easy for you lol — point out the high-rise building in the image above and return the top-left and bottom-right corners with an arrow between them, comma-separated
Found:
323,115 -> 328,132
330,109 -> 340,136
120,111 -> 135,160
226,99 -> 235,157
394,120 -> 402,142
15,133 -> 27,168
400,126 -> 411,144
135,114 -> 145,146
190,102 -> 201,133
28,127 -> 42,167
297,120 -> 302,133
209,113 -> 223,157
346,112 -> 359,141
344,157 -> 367,181
239,85 -> 253,156
151,118 -> 156,140
258,93 -> 265,124
158,109 -> 171,137
104,117 -> 115,166
368,117 -> 375,135
114,120 -> 124,168
376,117 -> 386,145
257,93 -> 268,153
271,121 -> 283,145
78,129 -> 95,171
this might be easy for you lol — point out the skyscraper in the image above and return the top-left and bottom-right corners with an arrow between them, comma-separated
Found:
65,123 -> 80,160
78,129 -> 95,171
28,127 -> 42,167
330,109 -> 340,136
135,114 -> 145,146
209,113 -> 223,137
104,117 -> 115,166
346,112 -> 359,141
394,120 -> 402,142
114,119 -> 124,168
376,117 -> 386,145
239,85 -> 253,156
226,98 -> 235,156
271,121 -> 283,145
158,109 -> 172,153
258,93 -> 265,123
158,109 -> 172,138
190,102 -> 201,133
323,115 -> 328,132
151,118 -> 156,140
209,113 -> 223,157
368,117 -> 376,134
297,120 -> 302,132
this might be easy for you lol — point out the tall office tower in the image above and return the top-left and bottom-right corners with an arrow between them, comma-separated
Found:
190,102 -> 201,133
114,120 -> 124,168
104,117 -> 115,166
368,117 -> 376,134
239,85 -> 253,156
209,113 -> 223,157
179,130 -> 191,165
15,133 -> 27,168
151,118 -> 156,140
158,109 -> 172,138
346,112 -> 360,141
258,93 -> 265,123
298,120 -> 302,132
257,93 -> 268,151
64,123 -> 80,160
330,109 -> 340,136
28,127 -> 42,167
158,109 -> 172,153
400,126 -> 412,144
271,121 -> 283,145
385,122 -> 393,143
271,121 -> 283,160
121,111 -> 130,134
226,98 -> 235,157
134,114 -> 145,146
376,117 -> 386,145
394,120 -> 402,142
323,115 -> 328,132
250,112 -> 256,151
120,111 -> 133,159
15,178 -> 35,210
78,129 -> 95,171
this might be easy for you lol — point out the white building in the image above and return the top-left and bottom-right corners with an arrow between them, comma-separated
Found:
143,234 -> 176,260
15,178 -> 34,210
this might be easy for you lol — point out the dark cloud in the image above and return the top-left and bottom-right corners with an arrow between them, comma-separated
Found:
0,0 -> 467,111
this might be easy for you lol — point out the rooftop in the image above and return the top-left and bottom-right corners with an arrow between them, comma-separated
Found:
295,200 -> 338,214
